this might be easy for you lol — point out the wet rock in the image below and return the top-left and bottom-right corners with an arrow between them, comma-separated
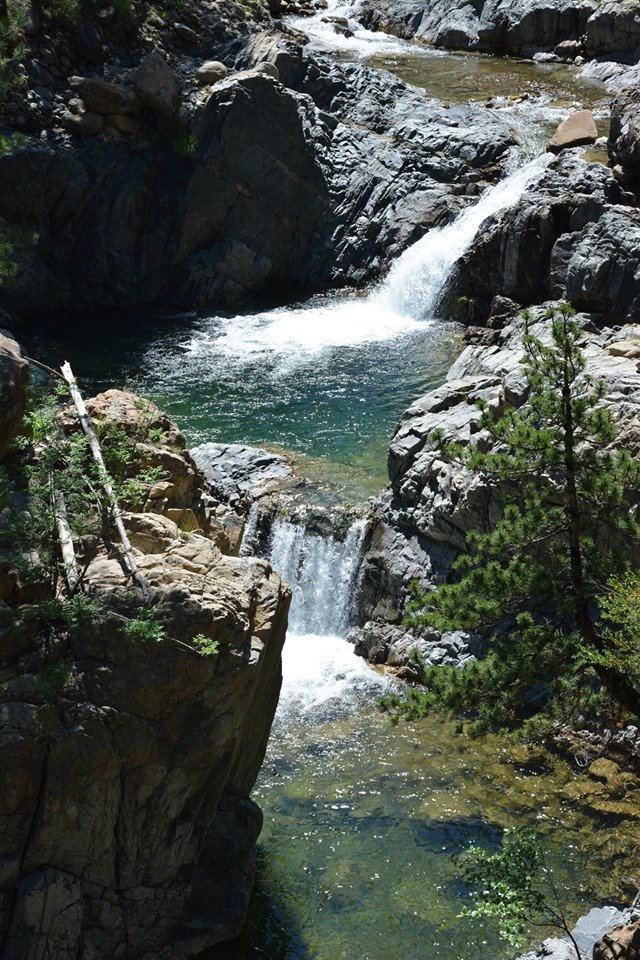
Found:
71,75 -> 141,115
135,50 -> 180,116
0,329 -> 29,461
547,109 -> 598,152
195,59 -> 228,84
443,155 -> 626,325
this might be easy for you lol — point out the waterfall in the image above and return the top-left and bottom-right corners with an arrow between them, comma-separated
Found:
373,151 -> 552,319
267,517 -> 367,636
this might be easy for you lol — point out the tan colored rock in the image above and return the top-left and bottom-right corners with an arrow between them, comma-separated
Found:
593,920 -> 640,960
195,60 -> 228,85
107,113 -> 140,135
547,109 -> 598,153
60,109 -> 105,136
0,331 -> 28,461
607,338 -> 640,359
71,76 -> 141,116
136,50 -> 180,116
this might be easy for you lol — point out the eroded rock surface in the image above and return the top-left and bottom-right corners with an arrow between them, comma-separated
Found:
0,390 -> 291,959
0,38 -> 513,324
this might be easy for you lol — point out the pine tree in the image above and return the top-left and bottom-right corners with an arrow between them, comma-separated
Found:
386,305 -> 640,734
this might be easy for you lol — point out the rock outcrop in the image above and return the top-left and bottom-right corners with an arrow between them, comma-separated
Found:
442,154 -> 639,326
357,0 -> 640,62
0,387 -> 291,959
355,307 -> 640,664
0,37 -> 513,324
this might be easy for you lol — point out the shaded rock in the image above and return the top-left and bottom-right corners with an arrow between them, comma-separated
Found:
0,330 -> 29,461
174,21 -> 198,44
107,112 -> 139,134
75,21 -> 103,63
72,76 -> 141,116
135,49 -> 180,116
60,108 -> 105,134
547,109 -> 598,152
609,86 -> 640,179
585,0 -> 640,61
195,59 -> 228,84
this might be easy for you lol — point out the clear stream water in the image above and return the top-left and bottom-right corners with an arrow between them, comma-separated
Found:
32,19 -> 626,960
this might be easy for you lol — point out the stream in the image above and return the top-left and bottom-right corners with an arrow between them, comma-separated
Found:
31,16 -> 630,960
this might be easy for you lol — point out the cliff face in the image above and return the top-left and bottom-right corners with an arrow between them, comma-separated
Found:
0,366 -> 291,958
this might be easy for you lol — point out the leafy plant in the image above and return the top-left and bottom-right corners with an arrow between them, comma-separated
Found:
122,605 -> 165,643
388,305 -> 640,734
192,633 -> 220,656
460,828 -> 581,958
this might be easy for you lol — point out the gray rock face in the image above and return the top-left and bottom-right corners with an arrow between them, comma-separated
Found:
0,40 -> 514,324
443,155 -> 637,326
357,0 -> 640,60
191,442 -> 294,506
357,308 -> 640,659
610,85 -> 640,180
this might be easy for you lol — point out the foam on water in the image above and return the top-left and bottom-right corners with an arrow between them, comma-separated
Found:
286,0 -> 429,56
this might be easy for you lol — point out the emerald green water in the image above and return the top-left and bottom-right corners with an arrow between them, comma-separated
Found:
31,302 -> 462,499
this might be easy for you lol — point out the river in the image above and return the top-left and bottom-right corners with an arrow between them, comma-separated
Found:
31,16 -> 629,960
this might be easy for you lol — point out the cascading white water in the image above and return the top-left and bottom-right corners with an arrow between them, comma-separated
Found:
265,517 -> 387,711
185,153 -> 552,369
373,151 -> 552,319
268,517 -> 366,636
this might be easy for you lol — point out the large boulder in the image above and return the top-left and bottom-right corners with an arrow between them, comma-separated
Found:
610,86 -> 640,180
71,76 -> 141,116
0,395 -> 291,958
135,50 -> 181,116
0,330 -> 28,461
585,0 -> 640,61
547,110 -> 598,152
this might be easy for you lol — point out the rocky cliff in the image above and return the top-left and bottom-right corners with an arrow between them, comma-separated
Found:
355,88 -> 640,671
0,4 -> 515,325
0,343 -> 291,958
356,0 -> 640,64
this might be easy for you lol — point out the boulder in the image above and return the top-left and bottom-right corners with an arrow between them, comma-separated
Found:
107,113 -> 139,134
135,50 -> 180,116
585,0 -> 640,60
594,920 -> 640,959
253,60 -> 280,79
191,442 -> 294,506
71,76 -> 141,116
0,330 -> 28,461
0,393 -> 291,957
60,109 -> 105,135
195,59 -> 228,84
547,110 -> 598,152
609,86 -> 640,179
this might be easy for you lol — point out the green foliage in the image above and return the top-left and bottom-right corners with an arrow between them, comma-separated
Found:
192,633 -> 220,656
460,828 -> 581,958
395,305 -> 640,733
578,572 -> 640,680
122,605 -> 165,643
38,593 -> 102,627
35,658 -> 73,700
172,132 -> 197,159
